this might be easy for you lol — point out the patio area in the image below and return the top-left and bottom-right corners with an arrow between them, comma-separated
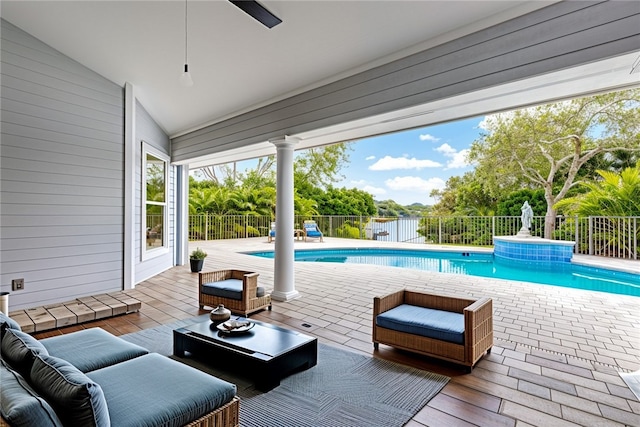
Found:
35,237 -> 640,426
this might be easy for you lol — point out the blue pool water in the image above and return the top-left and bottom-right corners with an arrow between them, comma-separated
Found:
248,248 -> 640,297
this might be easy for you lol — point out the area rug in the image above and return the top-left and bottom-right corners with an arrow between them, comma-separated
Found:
120,316 -> 449,427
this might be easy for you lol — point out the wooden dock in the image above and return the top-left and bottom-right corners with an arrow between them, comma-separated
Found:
8,292 -> 142,333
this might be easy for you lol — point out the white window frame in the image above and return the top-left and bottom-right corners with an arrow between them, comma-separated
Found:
141,142 -> 170,261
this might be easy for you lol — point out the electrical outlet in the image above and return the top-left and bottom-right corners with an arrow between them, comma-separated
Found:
12,278 -> 24,291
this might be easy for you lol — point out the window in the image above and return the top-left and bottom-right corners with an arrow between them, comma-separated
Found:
142,144 -> 169,258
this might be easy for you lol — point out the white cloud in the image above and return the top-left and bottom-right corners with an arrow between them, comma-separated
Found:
385,176 -> 446,193
435,143 -> 456,155
445,148 -> 470,169
419,133 -> 440,142
433,143 -> 470,169
362,185 -> 387,196
365,155 -> 376,161
369,155 -> 441,171
350,179 -> 386,197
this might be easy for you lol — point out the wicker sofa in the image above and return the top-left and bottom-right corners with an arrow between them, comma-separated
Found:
372,289 -> 493,371
1,311 -> 239,427
199,270 -> 271,316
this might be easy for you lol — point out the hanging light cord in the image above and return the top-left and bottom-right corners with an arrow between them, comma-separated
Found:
184,0 -> 188,65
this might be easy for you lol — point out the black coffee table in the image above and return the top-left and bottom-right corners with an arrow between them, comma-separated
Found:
173,318 -> 317,391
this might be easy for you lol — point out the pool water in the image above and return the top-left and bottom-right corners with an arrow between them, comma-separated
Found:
248,248 -> 640,297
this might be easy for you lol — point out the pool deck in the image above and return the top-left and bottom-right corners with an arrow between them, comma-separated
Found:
36,237 -> 640,426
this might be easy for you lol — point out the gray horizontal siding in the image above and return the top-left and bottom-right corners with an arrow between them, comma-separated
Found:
2,235 -> 124,251
172,1 -> 640,162
1,18 -> 125,310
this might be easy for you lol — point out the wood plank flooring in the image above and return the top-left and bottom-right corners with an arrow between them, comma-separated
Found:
33,238 -> 640,427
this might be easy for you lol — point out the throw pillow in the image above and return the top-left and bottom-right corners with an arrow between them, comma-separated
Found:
30,354 -> 110,427
1,328 -> 48,378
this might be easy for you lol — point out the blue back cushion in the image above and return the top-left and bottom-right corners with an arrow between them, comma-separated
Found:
376,304 -> 465,344
30,354 -> 110,427
1,359 -> 63,427
1,328 -> 48,378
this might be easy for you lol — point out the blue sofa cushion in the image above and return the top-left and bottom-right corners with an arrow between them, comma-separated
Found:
87,353 -> 236,427
376,304 -> 465,345
1,359 -> 64,427
0,310 -> 21,335
30,354 -> 110,427
40,328 -> 149,372
1,328 -> 49,378
202,278 -> 265,300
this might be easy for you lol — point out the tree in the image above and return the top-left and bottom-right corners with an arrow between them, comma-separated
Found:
430,172 -> 497,216
554,164 -> 640,216
240,157 -> 276,189
189,187 -> 234,215
430,176 -> 463,215
227,187 -> 275,216
294,143 -> 352,196
469,89 -> 640,238
315,187 -> 377,216
554,164 -> 640,257
375,200 -> 405,217
496,189 -> 546,217
294,193 -> 319,218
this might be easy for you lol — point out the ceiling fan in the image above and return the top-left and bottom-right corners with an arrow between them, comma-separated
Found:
228,0 -> 282,29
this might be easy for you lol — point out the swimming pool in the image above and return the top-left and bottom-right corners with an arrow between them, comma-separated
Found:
248,248 -> 640,297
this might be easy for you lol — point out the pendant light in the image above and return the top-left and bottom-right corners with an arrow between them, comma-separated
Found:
179,0 -> 194,87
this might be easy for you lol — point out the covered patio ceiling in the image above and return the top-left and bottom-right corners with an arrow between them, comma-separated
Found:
2,1 -> 639,169
185,51 -> 640,169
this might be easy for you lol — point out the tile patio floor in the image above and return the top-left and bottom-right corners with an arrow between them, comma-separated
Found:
34,238 -> 640,427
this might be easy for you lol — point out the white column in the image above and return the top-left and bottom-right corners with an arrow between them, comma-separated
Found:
270,137 -> 300,301
123,82 -> 136,290
174,165 -> 189,266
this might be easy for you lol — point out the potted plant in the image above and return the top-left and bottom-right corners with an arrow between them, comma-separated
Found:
189,248 -> 207,273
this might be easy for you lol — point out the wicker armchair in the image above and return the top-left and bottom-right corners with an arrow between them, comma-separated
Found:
373,289 -> 493,371
199,270 -> 271,316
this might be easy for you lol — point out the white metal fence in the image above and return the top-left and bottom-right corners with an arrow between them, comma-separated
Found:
185,215 -> 639,260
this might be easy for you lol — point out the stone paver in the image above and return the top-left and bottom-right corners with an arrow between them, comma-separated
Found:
54,237 -> 636,427
196,238 -> 639,427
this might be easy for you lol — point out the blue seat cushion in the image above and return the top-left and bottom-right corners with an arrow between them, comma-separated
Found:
376,304 -> 465,345
304,224 -> 322,237
87,353 -> 237,427
40,328 -> 148,373
0,359 -> 63,427
202,279 -> 265,300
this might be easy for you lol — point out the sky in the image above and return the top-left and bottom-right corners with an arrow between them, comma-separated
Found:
333,115 -> 485,206
199,115 -> 487,206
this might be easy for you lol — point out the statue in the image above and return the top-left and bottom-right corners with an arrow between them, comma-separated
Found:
520,201 -> 533,232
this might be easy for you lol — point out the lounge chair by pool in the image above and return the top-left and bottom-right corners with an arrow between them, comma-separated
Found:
303,220 -> 323,242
